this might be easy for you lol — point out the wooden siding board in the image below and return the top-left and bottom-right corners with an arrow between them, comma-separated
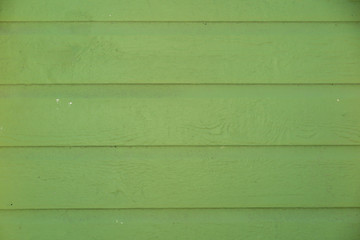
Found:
1,147 -> 359,209
1,23 -> 360,84
1,209 -> 360,240
1,1 -> 360,236
0,85 -> 359,146
1,0 -> 360,21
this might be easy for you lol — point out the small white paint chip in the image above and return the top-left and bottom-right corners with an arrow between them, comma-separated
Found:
109,14 -> 112,17
56,98 -> 60,103
336,99 -> 340,102
69,102 -> 73,105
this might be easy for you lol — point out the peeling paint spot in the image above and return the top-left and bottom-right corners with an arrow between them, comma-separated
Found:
56,99 -> 60,103
337,99 -> 340,102
69,102 -> 73,105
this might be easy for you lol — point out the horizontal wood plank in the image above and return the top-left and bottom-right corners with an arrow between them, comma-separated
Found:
1,209 -> 360,240
1,23 -> 360,84
0,85 -> 359,146
1,0 -> 360,21
1,147 -> 359,209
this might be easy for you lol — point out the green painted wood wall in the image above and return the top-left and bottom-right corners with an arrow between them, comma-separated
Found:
1,1 -> 360,239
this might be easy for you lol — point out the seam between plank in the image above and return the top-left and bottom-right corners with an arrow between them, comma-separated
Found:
1,21 -> 360,24
1,207 -> 359,211
1,83 -> 360,86
0,145 -> 359,148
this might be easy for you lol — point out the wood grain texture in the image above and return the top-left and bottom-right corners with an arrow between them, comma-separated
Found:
1,147 -> 359,209
1,23 -> 360,84
1,0 -> 360,21
1,209 -> 360,240
1,0 -> 360,237
0,85 -> 359,146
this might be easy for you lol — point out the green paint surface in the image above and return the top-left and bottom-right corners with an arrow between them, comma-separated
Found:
1,209 -> 360,240
1,147 -> 360,209
0,85 -> 359,146
1,1 -> 360,239
1,0 -> 360,21
1,23 -> 360,84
